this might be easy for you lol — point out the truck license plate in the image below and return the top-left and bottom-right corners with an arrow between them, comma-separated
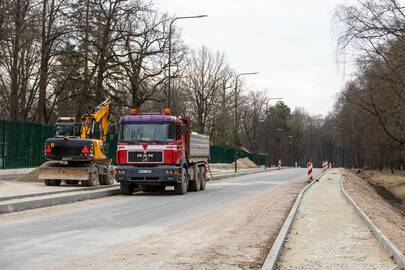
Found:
139,170 -> 152,174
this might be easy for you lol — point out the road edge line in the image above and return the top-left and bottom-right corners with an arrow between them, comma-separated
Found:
340,172 -> 405,269
261,170 -> 327,270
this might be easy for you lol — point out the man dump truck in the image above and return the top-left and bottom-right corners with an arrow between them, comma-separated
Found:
115,108 -> 210,195
38,99 -> 115,186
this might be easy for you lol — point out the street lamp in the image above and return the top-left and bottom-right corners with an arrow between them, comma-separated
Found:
167,15 -> 208,109
234,72 -> 259,173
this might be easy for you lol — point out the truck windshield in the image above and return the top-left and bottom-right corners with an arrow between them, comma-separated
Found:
120,123 -> 176,143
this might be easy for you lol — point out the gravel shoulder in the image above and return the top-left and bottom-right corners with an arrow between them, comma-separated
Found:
277,169 -> 396,270
343,169 -> 405,256
53,177 -> 307,270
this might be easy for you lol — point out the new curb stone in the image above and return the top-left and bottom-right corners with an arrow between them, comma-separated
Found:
340,174 -> 405,269
261,170 -> 326,270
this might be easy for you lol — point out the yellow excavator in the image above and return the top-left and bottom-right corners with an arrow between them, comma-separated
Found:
38,99 -> 115,186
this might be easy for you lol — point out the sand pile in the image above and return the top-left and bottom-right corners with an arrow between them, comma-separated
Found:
232,158 -> 258,169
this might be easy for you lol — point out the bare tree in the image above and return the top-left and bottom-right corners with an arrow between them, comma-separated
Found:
0,0 -> 40,121
182,46 -> 230,133
36,0 -> 72,123
115,8 -> 186,108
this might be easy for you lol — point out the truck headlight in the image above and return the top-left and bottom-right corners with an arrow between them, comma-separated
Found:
166,169 -> 179,175
117,169 -> 125,175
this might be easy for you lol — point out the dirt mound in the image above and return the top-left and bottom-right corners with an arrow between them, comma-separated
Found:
232,157 -> 258,169
17,168 -> 42,182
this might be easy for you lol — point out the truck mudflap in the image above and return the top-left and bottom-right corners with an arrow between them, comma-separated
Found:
38,166 -> 91,181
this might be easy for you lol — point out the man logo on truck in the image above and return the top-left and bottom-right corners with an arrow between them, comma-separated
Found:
136,153 -> 153,162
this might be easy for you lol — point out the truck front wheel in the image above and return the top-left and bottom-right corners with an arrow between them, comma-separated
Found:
120,182 -> 134,195
175,169 -> 188,195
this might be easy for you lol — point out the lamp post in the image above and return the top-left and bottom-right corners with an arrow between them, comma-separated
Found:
167,15 -> 208,109
234,72 -> 259,173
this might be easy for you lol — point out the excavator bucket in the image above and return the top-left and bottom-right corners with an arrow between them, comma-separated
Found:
38,166 -> 91,181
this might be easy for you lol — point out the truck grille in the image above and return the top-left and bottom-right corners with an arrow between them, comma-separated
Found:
128,151 -> 163,163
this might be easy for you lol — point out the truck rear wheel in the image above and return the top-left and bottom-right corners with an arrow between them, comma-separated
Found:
120,182 -> 134,195
200,166 -> 207,191
175,169 -> 188,195
190,166 -> 201,192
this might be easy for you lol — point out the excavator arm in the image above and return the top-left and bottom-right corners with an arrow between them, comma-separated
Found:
80,99 -> 111,143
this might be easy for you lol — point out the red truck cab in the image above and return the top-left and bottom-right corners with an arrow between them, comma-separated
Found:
115,111 -> 209,195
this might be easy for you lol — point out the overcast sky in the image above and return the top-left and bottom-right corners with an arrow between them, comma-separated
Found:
153,0 -> 356,116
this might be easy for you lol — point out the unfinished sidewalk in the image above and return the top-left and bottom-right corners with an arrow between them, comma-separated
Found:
277,169 -> 397,270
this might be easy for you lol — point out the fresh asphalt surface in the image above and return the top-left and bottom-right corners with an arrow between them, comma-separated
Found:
0,168 -> 318,270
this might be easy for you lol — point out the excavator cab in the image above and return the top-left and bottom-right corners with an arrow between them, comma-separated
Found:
54,117 -> 79,137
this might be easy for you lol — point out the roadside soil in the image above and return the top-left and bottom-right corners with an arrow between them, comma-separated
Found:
54,178 -> 307,270
355,169 -> 405,203
343,170 -> 405,256
277,169 -> 396,270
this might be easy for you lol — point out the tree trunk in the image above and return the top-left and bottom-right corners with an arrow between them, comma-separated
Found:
37,0 -> 48,123
9,0 -> 22,120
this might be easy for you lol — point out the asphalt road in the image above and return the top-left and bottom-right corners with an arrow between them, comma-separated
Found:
0,168 -> 316,270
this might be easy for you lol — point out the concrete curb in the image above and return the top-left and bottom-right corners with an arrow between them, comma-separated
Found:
0,184 -> 119,202
0,168 -> 35,176
0,168 -> 281,214
0,188 -> 121,214
210,167 -> 281,181
340,174 -> 405,269
261,170 -> 327,270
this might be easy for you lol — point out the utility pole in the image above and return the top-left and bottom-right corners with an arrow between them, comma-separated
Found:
167,15 -> 208,109
234,72 -> 259,173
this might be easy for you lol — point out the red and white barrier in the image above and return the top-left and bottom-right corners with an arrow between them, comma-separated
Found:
322,161 -> 329,172
307,162 -> 313,183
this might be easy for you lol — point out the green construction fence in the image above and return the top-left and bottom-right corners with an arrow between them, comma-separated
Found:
0,120 -> 267,169
209,145 -> 268,166
0,120 -> 54,169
